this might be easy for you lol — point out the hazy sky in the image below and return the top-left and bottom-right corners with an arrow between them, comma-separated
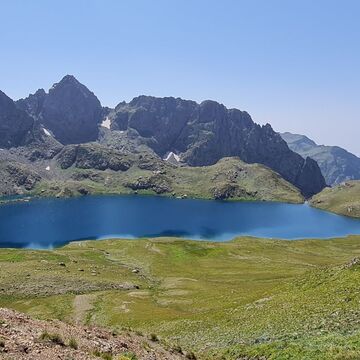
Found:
1,0 -> 359,155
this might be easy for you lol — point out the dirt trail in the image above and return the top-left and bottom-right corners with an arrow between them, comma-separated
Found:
73,294 -> 96,324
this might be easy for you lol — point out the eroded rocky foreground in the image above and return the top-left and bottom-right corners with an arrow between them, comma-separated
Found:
0,308 -> 186,360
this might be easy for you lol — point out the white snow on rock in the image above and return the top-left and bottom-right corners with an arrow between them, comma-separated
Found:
101,117 -> 111,129
164,152 -> 180,165
164,152 -> 180,162
45,166 -> 50,171
42,128 -> 52,137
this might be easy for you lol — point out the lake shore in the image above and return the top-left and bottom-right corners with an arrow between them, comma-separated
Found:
1,195 -> 360,249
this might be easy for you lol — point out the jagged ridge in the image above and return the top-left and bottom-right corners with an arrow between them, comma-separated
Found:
110,96 -> 325,197
1,76 -> 326,197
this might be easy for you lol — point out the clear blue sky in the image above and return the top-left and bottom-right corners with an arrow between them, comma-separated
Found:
1,0 -> 359,154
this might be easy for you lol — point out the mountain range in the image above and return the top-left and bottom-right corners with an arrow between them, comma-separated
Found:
281,132 -> 360,186
0,75 -> 327,198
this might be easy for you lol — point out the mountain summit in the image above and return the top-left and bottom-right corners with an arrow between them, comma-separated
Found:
281,132 -> 360,185
17,75 -> 103,144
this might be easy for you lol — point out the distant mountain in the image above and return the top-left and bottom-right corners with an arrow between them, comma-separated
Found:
17,75 -> 103,144
281,132 -> 360,186
110,96 -> 325,197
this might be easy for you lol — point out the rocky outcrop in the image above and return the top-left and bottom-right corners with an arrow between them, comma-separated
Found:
281,132 -> 360,186
56,143 -> 133,171
0,91 -> 36,148
110,96 -> 326,197
125,174 -> 172,194
0,156 -> 42,195
5,163 -> 41,190
212,183 -> 254,200
17,75 -> 103,145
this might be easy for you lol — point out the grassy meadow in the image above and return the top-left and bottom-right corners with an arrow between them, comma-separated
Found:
1,236 -> 360,359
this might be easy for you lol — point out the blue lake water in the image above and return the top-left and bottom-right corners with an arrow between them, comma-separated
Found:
1,195 -> 360,249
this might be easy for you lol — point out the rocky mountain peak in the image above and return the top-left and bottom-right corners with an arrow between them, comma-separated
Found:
34,88 -> 46,97
0,90 -> 35,148
16,88 -> 46,117
59,74 -> 78,83
17,75 -> 103,145
0,90 -> 13,108
281,132 -> 317,148
49,75 -> 81,90
49,74 -> 98,99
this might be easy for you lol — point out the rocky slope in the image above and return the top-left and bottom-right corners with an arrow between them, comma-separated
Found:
0,158 -> 41,195
110,96 -> 325,197
0,141 -> 303,204
0,308 -> 185,359
310,180 -> 360,218
281,132 -> 360,186
28,143 -> 302,203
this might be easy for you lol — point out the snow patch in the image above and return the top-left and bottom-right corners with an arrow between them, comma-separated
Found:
164,152 -> 180,164
42,128 -> 52,137
45,166 -> 50,171
164,152 -> 180,162
101,117 -> 111,129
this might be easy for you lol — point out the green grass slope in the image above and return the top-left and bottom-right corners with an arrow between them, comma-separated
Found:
1,236 -> 360,359
311,180 -> 360,218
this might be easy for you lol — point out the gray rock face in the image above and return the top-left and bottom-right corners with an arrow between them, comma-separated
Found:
0,151 -> 42,195
111,96 -> 198,155
125,174 -> 172,194
56,143 -> 133,171
5,163 -> 41,190
281,132 -> 360,186
0,91 -> 35,148
110,96 -> 326,197
17,75 -> 103,145
16,88 -> 46,117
